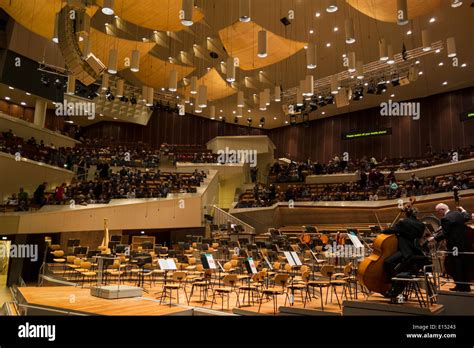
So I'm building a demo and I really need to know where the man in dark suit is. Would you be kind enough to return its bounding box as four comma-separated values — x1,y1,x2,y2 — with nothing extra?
429,203,471,292
383,207,429,298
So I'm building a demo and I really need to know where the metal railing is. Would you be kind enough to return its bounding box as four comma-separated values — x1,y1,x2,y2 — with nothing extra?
212,205,255,234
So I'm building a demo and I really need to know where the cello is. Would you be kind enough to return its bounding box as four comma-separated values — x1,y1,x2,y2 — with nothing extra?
357,198,416,295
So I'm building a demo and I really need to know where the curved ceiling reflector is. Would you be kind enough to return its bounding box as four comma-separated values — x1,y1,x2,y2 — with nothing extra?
345,0,442,23
95,0,204,32
135,54,195,90
0,0,98,39
88,28,155,72
218,21,306,71
180,68,237,102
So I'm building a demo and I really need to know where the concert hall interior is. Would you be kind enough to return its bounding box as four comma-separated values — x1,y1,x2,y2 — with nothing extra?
1,0,474,319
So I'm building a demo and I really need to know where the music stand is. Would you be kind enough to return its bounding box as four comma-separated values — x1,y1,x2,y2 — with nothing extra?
131,254,153,292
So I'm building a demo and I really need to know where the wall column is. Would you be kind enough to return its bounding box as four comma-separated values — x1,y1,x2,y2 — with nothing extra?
33,99,47,128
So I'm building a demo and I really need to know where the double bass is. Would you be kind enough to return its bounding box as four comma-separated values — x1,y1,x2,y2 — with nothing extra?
357,198,416,295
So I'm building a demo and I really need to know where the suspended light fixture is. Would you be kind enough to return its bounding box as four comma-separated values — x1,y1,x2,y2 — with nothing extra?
209,105,216,118
190,76,198,94
169,69,178,92
451,0,463,8
274,85,281,102
331,75,339,95
66,75,76,95
344,18,356,44
116,79,124,98
397,0,409,25
237,91,245,108
185,95,190,104
146,87,154,106
239,0,251,22
102,0,115,15
306,43,317,69
356,61,364,80
237,107,243,118
422,29,432,51
195,105,202,113
326,0,338,13
296,88,303,106
198,85,208,108
259,91,267,111
304,75,314,96
387,44,395,64
226,57,236,82
264,89,271,105
108,49,118,74
447,37,457,57
130,49,140,72
52,13,59,43
142,86,148,102
101,73,110,90
181,0,194,26
257,30,268,58
82,36,91,57
379,38,389,61
348,51,356,72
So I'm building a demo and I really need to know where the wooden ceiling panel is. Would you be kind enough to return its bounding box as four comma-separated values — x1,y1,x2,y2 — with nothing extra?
88,28,155,72
135,54,195,89
180,68,237,101
346,0,442,23
219,21,306,71
95,0,204,32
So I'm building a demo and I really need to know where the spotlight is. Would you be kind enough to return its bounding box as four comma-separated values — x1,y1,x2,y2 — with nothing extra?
259,117,265,126
280,17,291,26
106,88,115,101
234,117,239,124
376,81,387,95
391,76,401,87
130,95,137,105
366,81,376,94
102,0,115,15
54,78,63,89
120,96,129,102
353,86,364,101
451,0,463,7
40,75,50,87
247,117,252,126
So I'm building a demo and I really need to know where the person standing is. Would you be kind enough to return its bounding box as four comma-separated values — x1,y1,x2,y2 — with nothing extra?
428,203,471,292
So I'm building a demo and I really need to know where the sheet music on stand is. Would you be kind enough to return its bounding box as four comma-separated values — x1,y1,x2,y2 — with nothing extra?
201,253,217,270
216,261,225,272
158,259,177,271
347,231,364,249
309,249,325,263
284,251,302,267
262,255,273,270
245,257,258,274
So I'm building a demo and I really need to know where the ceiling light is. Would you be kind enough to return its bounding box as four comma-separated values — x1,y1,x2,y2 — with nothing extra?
322,112,325,115
226,57,236,82
326,43,331,47
334,27,339,32
461,63,467,68
169,70,178,92
190,76,198,95
315,12,321,17
387,45,395,65
422,30,432,51
330,75,339,95
451,0,463,7
306,43,317,69
237,91,245,108
309,29,314,34
379,38,389,61
397,0,409,25
274,85,281,102
26,92,31,96
429,17,436,23
52,13,59,43
8,86,14,90
20,102,26,106
102,0,114,15
406,30,412,35
415,60,420,64
345,18,356,44
390,94,395,98
326,1,338,13
108,49,118,74
435,49,441,53
239,0,251,22
442,81,448,85
5,96,10,100
447,37,457,58
419,71,423,75
258,30,268,58
130,50,140,72
181,0,194,26
438,62,444,66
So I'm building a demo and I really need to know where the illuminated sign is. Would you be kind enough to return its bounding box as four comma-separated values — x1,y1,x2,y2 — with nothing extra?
342,128,392,140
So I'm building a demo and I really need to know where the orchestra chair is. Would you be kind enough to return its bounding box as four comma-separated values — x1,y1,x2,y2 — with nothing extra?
79,261,97,288
51,250,66,272
211,274,238,311
328,263,353,309
258,273,291,315
306,265,335,311
64,256,78,278
189,269,213,304
268,262,281,277
186,257,197,271
286,271,311,307
160,271,188,307
237,272,264,307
